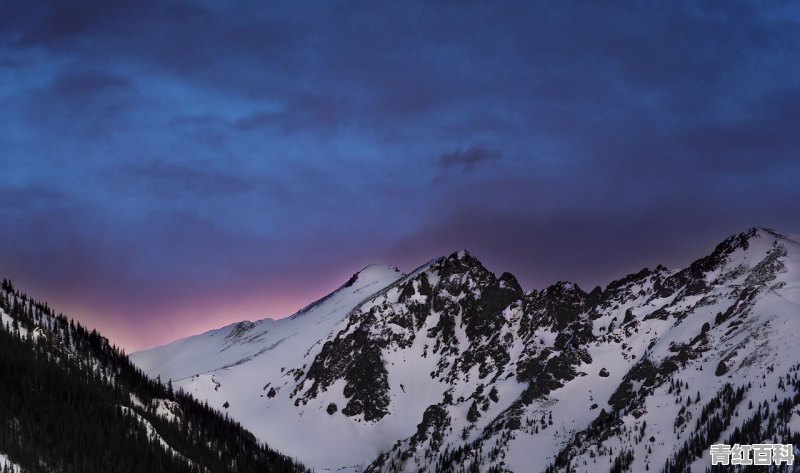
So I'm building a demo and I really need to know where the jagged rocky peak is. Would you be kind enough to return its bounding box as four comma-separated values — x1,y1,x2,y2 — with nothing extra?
428,250,525,329
589,265,671,317
498,271,523,292
434,249,488,276
521,280,587,331
652,227,792,299
603,266,656,294
294,250,526,422
451,248,478,262
546,280,584,295
719,226,787,250
703,226,792,265
434,250,506,293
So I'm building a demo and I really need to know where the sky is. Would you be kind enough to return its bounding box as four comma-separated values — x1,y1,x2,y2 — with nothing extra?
0,1,799,351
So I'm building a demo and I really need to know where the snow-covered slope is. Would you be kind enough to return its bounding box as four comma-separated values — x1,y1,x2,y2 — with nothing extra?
133,264,404,381
0,452,21,471
132,228,800,472
132,263,407,471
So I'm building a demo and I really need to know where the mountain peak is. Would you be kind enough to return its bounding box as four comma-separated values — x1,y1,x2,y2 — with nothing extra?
433,250,492,279
444,249,485,266
698,226,788,265
444,249,476,262
724,227,798,261
726,226,790,248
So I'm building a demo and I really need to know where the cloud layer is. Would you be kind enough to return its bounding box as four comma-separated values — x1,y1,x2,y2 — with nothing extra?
1,0,798,350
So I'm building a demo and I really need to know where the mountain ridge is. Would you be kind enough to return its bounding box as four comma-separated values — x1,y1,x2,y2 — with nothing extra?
132,226,800,472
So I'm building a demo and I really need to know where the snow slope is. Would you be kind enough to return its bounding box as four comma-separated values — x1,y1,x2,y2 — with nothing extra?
132,264,406,471
133,228,800,472
0,452,21,471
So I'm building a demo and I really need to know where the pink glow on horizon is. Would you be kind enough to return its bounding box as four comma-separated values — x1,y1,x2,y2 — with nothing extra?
3,267,364,353
1,232,733,353
140,299,307,352
154,303,302,351
58,290,326,352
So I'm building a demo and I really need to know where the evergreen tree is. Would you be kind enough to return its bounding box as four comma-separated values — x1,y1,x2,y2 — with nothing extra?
0,279,312,473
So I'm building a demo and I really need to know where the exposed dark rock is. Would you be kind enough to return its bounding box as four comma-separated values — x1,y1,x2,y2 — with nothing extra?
342,272,359,288
715,360,729,376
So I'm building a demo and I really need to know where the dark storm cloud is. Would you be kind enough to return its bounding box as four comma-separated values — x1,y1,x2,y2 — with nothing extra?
439,145,501,172
1,0,799,350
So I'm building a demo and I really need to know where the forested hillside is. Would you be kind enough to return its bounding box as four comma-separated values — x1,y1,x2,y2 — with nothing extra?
0,279,310,473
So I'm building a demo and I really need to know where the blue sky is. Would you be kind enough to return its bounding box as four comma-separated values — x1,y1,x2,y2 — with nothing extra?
1,0,798,350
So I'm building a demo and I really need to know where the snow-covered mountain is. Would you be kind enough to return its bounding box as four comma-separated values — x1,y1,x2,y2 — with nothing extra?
132,228,800,472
